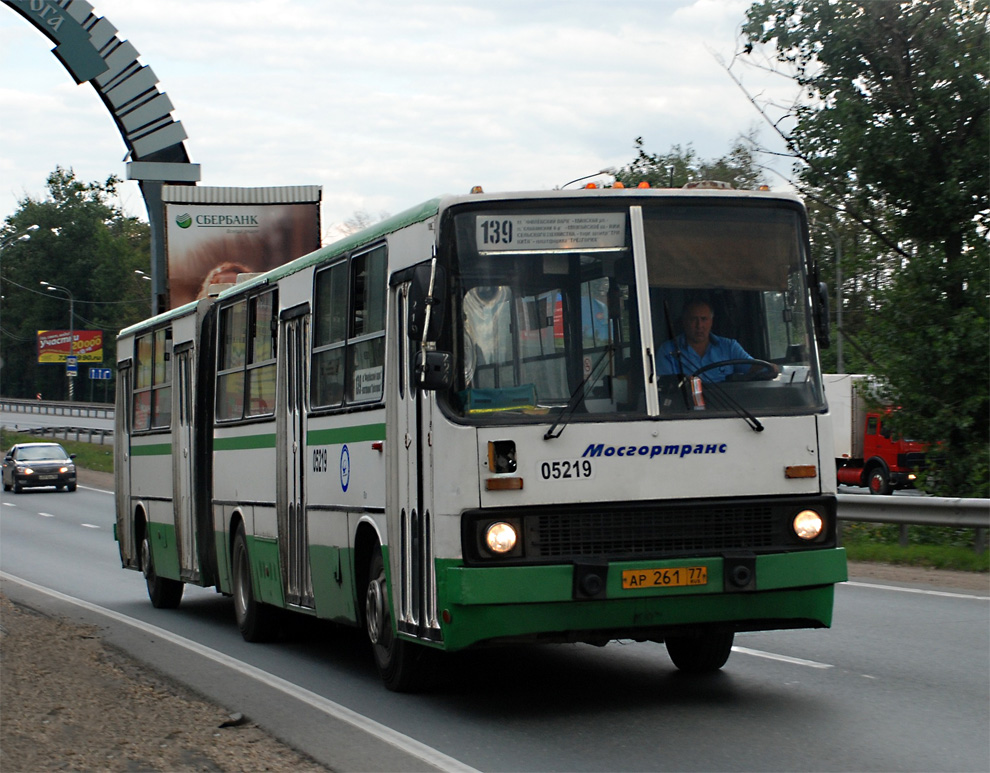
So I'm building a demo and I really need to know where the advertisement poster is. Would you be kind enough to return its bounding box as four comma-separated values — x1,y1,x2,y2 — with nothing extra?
164,186,322,309
37,330,103,363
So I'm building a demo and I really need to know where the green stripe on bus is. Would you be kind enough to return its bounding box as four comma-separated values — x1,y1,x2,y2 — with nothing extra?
214,434,277,451
130,443,172,456
307,423,386,445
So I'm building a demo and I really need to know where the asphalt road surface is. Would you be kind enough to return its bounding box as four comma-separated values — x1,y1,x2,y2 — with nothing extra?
2,483,987,772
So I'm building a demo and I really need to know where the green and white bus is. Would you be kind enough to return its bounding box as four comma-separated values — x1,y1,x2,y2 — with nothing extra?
115,186,847,691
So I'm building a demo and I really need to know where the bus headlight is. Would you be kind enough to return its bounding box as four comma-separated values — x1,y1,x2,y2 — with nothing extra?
484,522,518,555
793,510,824,541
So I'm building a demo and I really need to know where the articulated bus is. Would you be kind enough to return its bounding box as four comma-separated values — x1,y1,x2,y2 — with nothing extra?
115,186,847,691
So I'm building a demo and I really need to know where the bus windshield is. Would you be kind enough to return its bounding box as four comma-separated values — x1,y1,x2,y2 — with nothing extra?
444,200,823,423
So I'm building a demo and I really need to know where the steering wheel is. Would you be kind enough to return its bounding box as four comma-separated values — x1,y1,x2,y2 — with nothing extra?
692,358,778,382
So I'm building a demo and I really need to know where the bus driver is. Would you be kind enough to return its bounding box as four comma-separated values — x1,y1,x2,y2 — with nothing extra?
658,299,777,383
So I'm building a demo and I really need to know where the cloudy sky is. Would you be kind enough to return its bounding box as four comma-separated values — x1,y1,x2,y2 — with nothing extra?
0,0,796,241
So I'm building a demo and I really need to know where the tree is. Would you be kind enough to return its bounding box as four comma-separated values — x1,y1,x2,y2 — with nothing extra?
738,0,989,497
614,134,768,190
0,167,152,402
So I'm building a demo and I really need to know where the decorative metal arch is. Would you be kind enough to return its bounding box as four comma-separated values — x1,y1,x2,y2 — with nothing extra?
3,0,200,314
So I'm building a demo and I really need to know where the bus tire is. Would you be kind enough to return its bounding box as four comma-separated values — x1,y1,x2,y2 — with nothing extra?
365,548,428,692
140,529,183,609
665,631,734,673
232,525,279,642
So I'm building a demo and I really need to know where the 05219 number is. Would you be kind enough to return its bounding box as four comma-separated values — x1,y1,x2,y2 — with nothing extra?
540,459,594,480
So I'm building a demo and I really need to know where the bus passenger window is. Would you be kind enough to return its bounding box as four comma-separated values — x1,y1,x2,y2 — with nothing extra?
347,246,386,403
133,328,172,431
312,244,387,408
216,290,278,421
312,262,347,408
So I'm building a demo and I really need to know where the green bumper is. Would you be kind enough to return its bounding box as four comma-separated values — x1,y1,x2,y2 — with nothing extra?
435,548,847,651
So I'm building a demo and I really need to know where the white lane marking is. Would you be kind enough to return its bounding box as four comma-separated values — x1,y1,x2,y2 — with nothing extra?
844,580,989,601
81,524,99,529
2,502,17,507
0,571,479,773
39,512,55,518
732,646,833,669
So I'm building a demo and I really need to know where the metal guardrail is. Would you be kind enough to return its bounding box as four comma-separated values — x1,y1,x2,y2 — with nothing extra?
0,397,113,420
5,425,114,446
837,494,990,528
837,493,989,553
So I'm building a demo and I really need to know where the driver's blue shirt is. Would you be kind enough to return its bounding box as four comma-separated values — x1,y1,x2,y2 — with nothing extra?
657,334,754,383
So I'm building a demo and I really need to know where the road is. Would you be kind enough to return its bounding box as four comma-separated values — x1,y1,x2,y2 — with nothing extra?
2,483,988,772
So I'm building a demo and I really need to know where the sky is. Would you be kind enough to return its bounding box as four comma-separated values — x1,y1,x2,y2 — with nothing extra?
0,0,797,242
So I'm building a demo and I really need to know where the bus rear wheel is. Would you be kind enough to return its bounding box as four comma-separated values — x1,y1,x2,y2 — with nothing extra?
365,548,430,692
665,631,734,673
140,529,183,609
232,525,279,642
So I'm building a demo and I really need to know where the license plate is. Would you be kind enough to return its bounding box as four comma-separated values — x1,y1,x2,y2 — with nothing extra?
38,475,57,480
621,566,708,589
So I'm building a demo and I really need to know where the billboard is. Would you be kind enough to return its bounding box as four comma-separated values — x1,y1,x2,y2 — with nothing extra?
163,185,322,309
37,330,103,363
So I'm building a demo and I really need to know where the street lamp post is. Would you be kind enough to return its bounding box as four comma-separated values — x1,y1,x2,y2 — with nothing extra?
40,281,76,402
814,224,844,373
0,223,39,253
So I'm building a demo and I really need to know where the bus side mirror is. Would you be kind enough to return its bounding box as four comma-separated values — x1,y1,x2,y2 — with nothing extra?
408,263,447,343
415,349,452,391
815,281,831,349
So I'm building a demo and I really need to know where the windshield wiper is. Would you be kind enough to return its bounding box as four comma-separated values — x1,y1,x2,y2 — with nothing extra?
544,345,614,440
694,377,764,432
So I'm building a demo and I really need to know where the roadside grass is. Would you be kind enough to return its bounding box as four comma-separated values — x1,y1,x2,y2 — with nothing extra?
840,523,989,573
3,427,986,573
1,429,114,475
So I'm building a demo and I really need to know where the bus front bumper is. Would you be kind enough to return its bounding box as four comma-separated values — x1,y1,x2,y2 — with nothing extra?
435,548,847,651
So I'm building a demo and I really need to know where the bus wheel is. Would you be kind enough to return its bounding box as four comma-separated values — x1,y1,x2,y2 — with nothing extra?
665,631,734,673
232,525,279,642
365,549,427,692
868,466,892,495
140,529,183,609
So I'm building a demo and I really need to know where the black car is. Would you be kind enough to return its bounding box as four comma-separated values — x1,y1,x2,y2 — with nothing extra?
2,442,77,493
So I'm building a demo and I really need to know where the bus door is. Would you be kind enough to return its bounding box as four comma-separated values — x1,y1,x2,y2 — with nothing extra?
393,283,441,642
279,310,314,608
114,360,134,566
173,344,199,580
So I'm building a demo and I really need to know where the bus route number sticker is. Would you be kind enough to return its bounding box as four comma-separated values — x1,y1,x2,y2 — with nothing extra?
540,459,594,481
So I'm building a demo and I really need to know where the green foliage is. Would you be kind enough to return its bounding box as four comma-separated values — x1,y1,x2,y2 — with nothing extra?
0,429,114,474
0,167,152,402
742,0,989,497
614,135,768,190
